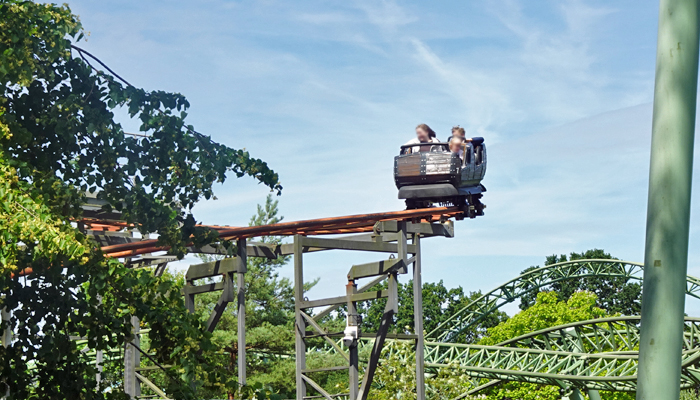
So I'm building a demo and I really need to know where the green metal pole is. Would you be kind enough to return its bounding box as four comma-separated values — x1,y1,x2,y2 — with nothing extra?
637,0,700,399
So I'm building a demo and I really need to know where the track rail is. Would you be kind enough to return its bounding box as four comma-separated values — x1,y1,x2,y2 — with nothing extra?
99,207,463,258
422,316,700,394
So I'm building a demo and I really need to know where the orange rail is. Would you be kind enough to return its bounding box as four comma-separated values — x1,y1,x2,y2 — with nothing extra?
101,207,463,258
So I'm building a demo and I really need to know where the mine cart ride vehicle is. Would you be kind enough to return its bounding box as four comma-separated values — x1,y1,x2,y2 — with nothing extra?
394,138,487,218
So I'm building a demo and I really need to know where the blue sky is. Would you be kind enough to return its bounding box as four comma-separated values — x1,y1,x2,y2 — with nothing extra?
67,0,700,315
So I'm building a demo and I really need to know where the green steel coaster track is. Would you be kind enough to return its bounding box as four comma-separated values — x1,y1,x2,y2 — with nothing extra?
426,259,700,343
423,316,700,396
96,259,700,397
310,259,700,397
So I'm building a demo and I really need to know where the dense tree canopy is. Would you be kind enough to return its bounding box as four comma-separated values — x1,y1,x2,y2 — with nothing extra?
518,249,642,315
340,280,507,343
372,291,614,400
0,1,281,398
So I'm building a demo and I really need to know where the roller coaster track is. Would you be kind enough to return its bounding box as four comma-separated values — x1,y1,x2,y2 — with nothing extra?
422,316,700,394
426,259,700,343
84,208,700,398
311,260,700,396
96,206,464,258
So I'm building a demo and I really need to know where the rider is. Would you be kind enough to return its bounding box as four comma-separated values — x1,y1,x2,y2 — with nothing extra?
447,125,466,142
449,136,464,159
404,123,439,153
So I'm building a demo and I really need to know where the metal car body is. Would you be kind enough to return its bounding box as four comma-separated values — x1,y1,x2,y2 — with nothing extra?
394,138,487,218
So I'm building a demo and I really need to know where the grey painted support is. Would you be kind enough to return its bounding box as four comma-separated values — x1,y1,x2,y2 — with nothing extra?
184,288,195,313
183,280,228,296
300,312,349,362
587,389,602,400
347,281,359,400
563,388,584,400
96,350,103,386
2,308,9,399
357,273,398,400
637,0,700,399
1,308,9,348
124,316,141,399
205,272,235,332
189,242,279,259
312,275,387,323
298,290,388,309
347,258,406,280
237,238,247,388
186,257,239,281
301,375,335,400
294,236,307,400
355,225,405,400
413,233,425,400
374,220,454,238
135,372,169,398
298,237,417,255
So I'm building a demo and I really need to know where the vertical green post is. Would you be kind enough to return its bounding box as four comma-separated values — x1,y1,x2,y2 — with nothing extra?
637,0,700,399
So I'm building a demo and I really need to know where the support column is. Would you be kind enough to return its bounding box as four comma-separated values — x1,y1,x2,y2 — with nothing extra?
587,389,602,400
1,308,10,348
412,233,425,400
637,1,700,399
346,281,359,400
96,350,103,387
562,388,584,400
2,308,10,399
124,316,141,399
293,236,307,400
237,238,247,389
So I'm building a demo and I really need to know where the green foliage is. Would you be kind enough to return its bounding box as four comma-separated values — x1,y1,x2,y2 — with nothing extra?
172,195,320,398
474,291,606,400
352,281,506,343
480,291,606,346
519,249,642,315
370,291,609,399
0,1,282,398
0,0,281,258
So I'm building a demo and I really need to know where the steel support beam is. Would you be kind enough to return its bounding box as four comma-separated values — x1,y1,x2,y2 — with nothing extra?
356,224,405,400
587,389,602,400
124,316,140,399
298,290,388,309
296,236,417,255
357,274,397,400
374,220,454,238
205,272,235,332
294,236,307,399
312,275,387,323
347,281,359,400
1,308,9,348
347,258,406,280
412,233,425,400
638,1,700,399
237,238,247,388
2,308,9,399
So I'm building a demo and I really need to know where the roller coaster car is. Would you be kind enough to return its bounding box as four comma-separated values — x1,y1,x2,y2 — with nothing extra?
394,138,486,219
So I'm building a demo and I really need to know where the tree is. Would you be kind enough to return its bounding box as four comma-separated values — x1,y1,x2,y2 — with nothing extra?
0,1,280,398
479,291,606,346
518,249,642,315
425,291,613,400
354,280,507,343
180,195,324,399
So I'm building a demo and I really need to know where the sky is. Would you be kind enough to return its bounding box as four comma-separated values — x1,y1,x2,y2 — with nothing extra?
66,0,700,316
